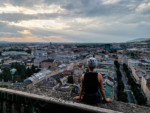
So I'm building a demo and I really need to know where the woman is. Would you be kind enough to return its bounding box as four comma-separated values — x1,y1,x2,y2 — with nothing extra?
73,57,111,104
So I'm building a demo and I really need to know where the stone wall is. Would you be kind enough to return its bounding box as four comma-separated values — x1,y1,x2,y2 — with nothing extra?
0,86,150,113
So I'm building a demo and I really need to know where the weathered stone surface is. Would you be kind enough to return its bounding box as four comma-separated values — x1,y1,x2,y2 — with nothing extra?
97,101,150,113
8,86,150,113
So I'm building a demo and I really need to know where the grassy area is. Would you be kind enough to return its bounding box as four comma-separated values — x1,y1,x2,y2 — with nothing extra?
0,84,9,88
104,84,113,98
95,68,114,73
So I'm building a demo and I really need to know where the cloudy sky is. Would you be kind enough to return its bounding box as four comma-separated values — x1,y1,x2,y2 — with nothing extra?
0,0,150,43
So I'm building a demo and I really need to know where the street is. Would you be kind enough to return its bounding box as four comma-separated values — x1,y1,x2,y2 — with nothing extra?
120,65,137,104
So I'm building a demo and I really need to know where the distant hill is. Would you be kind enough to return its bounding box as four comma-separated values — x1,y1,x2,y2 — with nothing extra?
128,38,150,43
142,39,150,43
0,41,9,43
137,39,150,44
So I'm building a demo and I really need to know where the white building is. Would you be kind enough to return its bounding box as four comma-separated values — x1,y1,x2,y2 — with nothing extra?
24,70,52,86
141,75,150,104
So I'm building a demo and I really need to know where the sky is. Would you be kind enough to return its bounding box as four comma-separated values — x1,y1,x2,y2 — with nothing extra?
0,0,150,43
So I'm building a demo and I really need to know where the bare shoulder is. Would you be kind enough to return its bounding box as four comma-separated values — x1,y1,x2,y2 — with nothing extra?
97,73,102,82
81,74,85,80
82,73,85,76
98,73,102,78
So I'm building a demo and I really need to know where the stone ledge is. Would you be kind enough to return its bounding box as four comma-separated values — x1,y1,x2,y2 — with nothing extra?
0,87,150,113
0,87,121,113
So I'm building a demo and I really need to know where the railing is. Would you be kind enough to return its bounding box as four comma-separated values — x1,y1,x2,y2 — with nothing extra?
0,88,121,113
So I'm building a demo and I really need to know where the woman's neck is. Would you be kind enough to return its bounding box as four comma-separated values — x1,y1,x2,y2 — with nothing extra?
89,69,94,72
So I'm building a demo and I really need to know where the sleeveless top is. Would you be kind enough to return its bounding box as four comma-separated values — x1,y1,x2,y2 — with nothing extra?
83,72,99,94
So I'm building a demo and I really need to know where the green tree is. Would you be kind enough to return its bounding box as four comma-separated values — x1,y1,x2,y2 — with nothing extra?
2,68,12,82
31,65,36,73
13,75,22,82
67,76,74,84
114,60,120,69
11,63,15,68
26,67,33,77
26,49,31,54
0,73,3,81
115,62,128,103
11,62,28,82
131,52,135,58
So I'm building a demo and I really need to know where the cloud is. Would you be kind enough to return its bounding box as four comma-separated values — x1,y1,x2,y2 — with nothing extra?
0,0,150,43
6,19,70,30
0,36,41,42
0,3,66,15
18,30,32,35
41,36,73,42
0,21,24,38
136,2,150,14
0,13,36,22
0,35,73,43
102,0,120,5
0,0,44,7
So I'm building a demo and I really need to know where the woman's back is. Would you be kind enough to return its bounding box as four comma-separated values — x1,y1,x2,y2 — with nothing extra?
83,72,99,94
